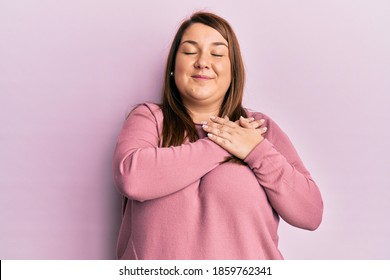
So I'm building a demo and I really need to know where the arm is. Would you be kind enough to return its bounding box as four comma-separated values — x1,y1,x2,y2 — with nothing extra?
113,104,230,202
202,114,323,230
244,115,323,230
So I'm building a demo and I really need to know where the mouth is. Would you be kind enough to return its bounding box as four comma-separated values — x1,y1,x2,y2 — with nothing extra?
191,74,213,80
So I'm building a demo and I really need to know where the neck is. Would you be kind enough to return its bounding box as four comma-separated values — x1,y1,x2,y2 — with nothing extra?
184,103,221,124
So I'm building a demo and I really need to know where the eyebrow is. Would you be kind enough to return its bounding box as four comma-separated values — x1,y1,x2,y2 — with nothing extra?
181,40,228,48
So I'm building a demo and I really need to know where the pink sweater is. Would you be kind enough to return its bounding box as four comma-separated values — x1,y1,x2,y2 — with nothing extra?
113,103,323,259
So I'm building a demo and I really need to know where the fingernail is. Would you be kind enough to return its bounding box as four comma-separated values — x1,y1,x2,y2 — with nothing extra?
210,116,216,120
202,124,208,129
263,127,268,131
201,121,207,125
260,119,265,123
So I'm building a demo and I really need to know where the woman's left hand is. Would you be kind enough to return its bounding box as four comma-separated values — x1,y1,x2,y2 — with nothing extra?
201,116,267,160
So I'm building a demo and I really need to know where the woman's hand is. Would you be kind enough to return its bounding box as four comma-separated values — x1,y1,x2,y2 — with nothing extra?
201,116,267,160
234,116,262,129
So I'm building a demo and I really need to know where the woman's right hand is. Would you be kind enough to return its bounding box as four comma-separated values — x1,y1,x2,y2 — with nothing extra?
234,116,265,129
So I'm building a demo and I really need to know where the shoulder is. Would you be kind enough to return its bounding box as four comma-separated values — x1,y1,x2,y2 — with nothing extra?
125,103,163,137
128,102,163,122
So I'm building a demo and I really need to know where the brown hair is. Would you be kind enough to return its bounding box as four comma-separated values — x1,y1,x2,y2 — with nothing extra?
161,12,247,147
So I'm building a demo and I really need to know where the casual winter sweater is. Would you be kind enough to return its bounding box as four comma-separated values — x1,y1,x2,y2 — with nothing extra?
113,103,323,260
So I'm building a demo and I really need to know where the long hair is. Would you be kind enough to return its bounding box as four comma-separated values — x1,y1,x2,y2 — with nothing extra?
161,12,247,147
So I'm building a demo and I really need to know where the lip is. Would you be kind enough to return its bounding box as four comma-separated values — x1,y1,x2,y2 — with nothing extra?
191,74,213,80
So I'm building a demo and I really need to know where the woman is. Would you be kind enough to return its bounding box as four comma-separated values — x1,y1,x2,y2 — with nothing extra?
113,12,323,260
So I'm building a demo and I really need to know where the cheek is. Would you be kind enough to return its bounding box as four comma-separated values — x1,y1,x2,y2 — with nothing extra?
174,59,183,74
175,55,191,74
216,61,232,83
174,59,189,91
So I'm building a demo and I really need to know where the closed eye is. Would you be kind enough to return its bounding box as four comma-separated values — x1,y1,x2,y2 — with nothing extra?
212,54,224,57
183,52,197,55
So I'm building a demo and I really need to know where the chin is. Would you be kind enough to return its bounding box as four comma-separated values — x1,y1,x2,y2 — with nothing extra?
189,91,214,100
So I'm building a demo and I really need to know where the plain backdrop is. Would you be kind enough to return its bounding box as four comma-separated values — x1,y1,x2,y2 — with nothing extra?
1,0,389,259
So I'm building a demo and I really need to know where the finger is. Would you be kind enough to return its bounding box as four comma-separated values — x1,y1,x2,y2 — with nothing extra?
259,126,268,135
241,117,255,122
207,133,231,148
202,121,227,132
202,124,231,137
234,117,254,125
201,120,232,131
250,119,265,129
238,117,265,129
210,116,236,128
239,116,253,128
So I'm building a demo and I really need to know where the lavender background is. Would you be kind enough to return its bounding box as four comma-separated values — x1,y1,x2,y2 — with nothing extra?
1,0,389,259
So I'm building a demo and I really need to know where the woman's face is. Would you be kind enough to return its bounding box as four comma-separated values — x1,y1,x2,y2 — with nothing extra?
174,23,231,110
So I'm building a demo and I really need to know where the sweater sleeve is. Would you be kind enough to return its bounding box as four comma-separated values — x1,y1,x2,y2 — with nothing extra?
113,104,231,202
244,113,324,230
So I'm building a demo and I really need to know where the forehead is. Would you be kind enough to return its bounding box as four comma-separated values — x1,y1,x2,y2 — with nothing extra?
181,23,228,45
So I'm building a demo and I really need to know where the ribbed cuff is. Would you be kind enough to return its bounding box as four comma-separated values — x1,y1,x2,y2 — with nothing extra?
243,139,275,169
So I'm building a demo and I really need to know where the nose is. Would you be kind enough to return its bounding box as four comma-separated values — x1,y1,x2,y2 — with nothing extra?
194,53,210,69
